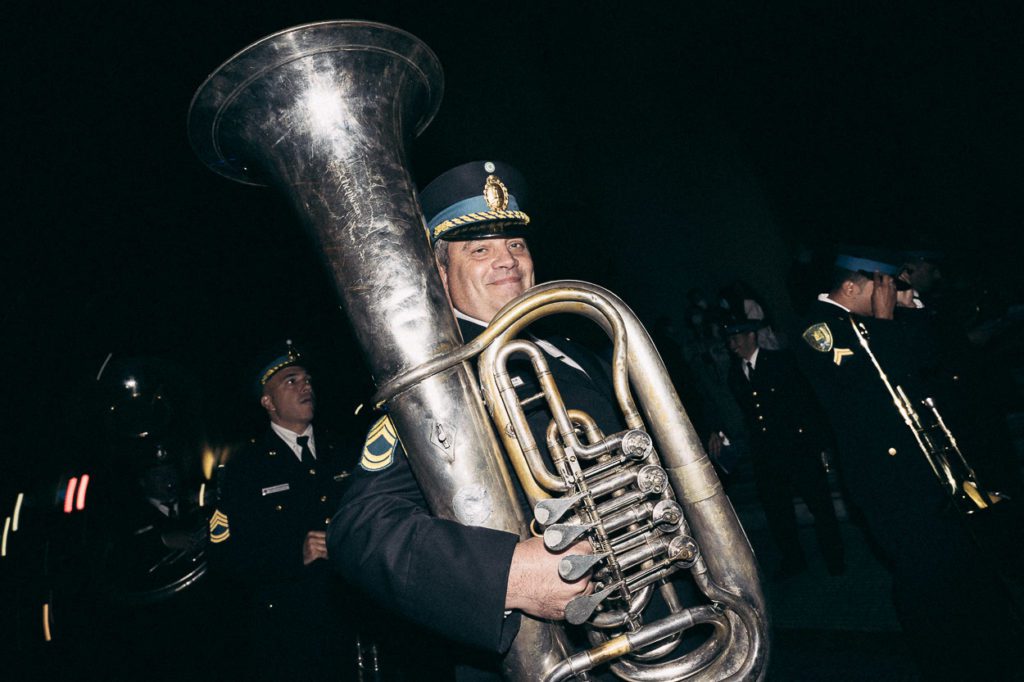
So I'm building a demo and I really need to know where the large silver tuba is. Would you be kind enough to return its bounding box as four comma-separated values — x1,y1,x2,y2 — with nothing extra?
188,21,768,680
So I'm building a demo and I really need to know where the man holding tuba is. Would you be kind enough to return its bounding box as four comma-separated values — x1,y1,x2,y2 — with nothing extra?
794,248,1023,680
328,161,625,680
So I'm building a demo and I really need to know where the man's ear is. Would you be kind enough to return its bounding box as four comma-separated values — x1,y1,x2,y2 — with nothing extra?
260,394,274,412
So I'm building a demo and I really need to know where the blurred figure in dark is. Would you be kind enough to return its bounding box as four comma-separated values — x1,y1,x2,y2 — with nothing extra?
208,342,359,681
718,280,782,350
898,248,1023,499
708,320,843,580
91,356,211,603
683,287,717,343
899,249,943,308
794,248,1023,680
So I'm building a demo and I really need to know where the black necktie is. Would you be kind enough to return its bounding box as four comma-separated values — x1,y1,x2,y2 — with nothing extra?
296,435,314,465
746,361,755,381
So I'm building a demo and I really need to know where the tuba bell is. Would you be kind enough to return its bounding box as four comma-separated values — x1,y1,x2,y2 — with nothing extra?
188,20,769,680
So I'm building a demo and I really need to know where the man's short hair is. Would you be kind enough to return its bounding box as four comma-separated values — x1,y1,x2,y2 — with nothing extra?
433,239,450,269
829,267,868,293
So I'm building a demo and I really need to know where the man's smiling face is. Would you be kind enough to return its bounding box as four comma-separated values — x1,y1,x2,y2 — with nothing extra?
440,237,535,322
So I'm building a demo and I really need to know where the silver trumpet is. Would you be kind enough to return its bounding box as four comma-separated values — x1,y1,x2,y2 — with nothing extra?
189,20,768,680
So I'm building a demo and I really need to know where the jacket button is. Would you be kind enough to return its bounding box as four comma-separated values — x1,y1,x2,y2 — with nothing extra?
324,517,331,525
275,504,283,511
320,495,328,503
752,391,758,397
757,415,764,421
761,427,767,433
888,448,897,456
755,403,761,408
309,468,316,476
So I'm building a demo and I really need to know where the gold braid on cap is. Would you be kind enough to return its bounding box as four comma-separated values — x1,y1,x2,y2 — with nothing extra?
431,210,530,241
431,174,529,241
259,341,301,385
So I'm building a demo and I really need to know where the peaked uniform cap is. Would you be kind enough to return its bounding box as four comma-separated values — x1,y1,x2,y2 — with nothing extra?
419,160,530,245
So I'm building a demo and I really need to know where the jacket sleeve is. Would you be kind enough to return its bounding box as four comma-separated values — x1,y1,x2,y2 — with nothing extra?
327,439,522,653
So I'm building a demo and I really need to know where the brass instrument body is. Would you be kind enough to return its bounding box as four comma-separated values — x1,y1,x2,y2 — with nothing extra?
474,283,769,680
190,21,768,680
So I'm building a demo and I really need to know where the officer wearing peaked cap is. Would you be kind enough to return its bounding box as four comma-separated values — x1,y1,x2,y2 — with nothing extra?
710,318,843,580
793,248,1023,679
328,161,632,681
208,342,360,681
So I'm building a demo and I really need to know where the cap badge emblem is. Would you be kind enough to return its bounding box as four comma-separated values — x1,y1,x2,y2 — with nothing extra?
483,175,509,211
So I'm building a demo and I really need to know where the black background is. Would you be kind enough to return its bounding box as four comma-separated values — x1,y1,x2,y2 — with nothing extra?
5,0,1023,500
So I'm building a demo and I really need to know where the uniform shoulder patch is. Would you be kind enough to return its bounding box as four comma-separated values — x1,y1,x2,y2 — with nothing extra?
801,322,834,352
209,509,230,543
361,415,398,472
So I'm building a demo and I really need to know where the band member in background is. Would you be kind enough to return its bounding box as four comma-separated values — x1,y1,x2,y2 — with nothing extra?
208,343,358,681
794,249,1023,680
328,161,622,681
709,319,843,580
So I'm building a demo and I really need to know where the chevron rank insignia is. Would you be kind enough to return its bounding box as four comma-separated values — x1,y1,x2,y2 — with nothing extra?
209,510,230,543
361,416,398,472
802,323,833,352
832,348,854,365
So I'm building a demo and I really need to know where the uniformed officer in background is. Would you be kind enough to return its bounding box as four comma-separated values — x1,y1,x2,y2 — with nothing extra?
794,248,1023,680
208,342,358,681
708,318,843,580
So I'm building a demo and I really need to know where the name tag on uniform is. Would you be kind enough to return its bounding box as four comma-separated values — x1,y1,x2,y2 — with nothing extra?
261,483,290,496
511,376,524,387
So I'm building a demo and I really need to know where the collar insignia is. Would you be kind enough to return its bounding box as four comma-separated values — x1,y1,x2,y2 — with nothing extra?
361,416,398,472
483,174,509,211
802,323,833,352
832,348,854,365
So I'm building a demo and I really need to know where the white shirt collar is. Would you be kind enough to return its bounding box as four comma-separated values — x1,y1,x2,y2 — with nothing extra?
454,308,488,327
454,307,588,376
818,292,851,313
270,422,315,461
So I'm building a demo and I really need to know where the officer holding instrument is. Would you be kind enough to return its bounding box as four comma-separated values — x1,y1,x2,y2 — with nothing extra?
794,248,1023,680
328,161,620,681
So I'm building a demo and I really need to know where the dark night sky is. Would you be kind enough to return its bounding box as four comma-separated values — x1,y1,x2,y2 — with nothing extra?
5,1,1024,481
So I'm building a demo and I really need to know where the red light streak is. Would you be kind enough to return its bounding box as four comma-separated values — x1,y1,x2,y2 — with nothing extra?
63,478,78,514
76,474,90,511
